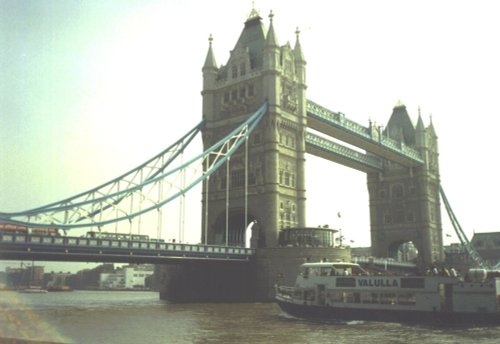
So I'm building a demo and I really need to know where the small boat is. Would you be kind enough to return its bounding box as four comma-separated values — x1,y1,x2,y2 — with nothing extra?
47,285,73,292
275,261,500,325
18,286,48,294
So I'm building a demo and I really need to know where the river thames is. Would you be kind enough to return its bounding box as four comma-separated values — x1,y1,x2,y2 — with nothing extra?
1,290,500,344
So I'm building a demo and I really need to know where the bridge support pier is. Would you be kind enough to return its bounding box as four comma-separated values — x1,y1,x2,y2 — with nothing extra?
156,260,256,302
254,247,351,301
156,247,351,302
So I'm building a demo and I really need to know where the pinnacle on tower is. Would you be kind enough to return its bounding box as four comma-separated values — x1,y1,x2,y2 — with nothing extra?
293,27,305,62
394,99,405,108
248,1,260,20
203,34,217,70
416,113,425,131
265,10,279,47
427,114,438,138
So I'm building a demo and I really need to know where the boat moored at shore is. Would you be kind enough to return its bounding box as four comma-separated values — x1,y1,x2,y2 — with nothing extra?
275,261,500,325
18,286,48,294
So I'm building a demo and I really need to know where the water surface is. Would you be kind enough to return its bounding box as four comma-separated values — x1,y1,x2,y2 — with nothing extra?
1,290,499,343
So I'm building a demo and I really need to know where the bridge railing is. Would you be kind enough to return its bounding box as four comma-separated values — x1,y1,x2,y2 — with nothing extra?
0,232,255,257
353,256,417,269
307,100,371,138
305,133,382,171
307,100,423,163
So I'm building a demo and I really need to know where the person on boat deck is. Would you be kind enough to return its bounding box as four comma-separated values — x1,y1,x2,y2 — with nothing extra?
343,268,349,276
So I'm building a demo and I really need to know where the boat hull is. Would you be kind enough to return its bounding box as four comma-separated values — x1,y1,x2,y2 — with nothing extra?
18,288,48,294
277,299,500,326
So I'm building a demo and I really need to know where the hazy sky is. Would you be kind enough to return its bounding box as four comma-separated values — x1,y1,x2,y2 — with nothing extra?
1,0,499,270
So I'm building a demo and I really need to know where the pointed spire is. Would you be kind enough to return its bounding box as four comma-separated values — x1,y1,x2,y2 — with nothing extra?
293,27,305,61
416,113,425,131
203,34,217,69
394,99,405,108
248,0,260,20
427,113,438,138
265,10,279,47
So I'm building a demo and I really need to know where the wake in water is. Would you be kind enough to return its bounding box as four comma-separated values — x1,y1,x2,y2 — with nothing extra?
277,310,365,325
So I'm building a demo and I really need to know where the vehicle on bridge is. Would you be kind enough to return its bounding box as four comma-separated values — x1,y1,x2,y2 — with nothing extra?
0,230,253,262
0,223,60,236
85,231,165,243
276,261,500,325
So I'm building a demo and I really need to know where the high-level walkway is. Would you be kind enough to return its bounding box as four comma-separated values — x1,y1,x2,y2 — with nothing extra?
306,100,424,170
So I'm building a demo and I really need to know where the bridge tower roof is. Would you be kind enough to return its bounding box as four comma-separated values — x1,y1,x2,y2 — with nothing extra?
227,9,266,69
385,102,416,146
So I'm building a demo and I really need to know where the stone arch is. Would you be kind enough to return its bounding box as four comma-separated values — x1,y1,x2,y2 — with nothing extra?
387,240,421,263
213,209,258,247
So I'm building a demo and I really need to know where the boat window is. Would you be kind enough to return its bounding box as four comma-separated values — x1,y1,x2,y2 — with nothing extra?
330,291,343,303
362,293,378,304
304,290,315,301
397,293,416,306
401,278,425,288
335,278,356,288
68,238,77,245
320,267,330,276
344,292,355,303
54,238,63,244
380,293,397,305
330,292,359,303
293,289,303,300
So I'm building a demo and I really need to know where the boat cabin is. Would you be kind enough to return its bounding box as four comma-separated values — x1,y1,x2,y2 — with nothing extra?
300,262,369,278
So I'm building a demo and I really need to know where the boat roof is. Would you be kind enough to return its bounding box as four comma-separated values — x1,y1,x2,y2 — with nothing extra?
301,261,361,269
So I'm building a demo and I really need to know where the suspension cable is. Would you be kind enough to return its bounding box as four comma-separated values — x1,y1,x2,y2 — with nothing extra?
225,156,230,247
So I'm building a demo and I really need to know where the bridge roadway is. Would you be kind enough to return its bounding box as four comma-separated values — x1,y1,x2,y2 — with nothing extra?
0,232,417,271
0,232,254,264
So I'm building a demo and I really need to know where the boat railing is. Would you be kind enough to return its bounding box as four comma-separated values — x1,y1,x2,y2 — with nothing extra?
276,285,295,298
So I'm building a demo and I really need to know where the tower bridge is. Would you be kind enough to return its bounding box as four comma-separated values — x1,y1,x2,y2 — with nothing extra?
1,8,462,301
200,10,442,269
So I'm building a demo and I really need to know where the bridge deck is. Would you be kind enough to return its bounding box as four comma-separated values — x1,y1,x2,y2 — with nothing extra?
0,232,254,264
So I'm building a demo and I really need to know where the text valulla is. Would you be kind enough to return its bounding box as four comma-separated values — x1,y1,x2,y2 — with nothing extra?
357,279,399,287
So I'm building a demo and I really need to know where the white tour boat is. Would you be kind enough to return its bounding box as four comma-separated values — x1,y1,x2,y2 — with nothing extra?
275,261,500,325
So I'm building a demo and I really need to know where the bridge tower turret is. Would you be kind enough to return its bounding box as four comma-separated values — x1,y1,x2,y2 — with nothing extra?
367,103,443,265
201,10,307,248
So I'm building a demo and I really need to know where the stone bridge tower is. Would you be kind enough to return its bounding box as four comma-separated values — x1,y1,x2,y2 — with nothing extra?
367,104,443,264
201,10,307,247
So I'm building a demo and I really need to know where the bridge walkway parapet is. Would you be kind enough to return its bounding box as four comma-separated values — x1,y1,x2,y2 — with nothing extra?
306,100,424,167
